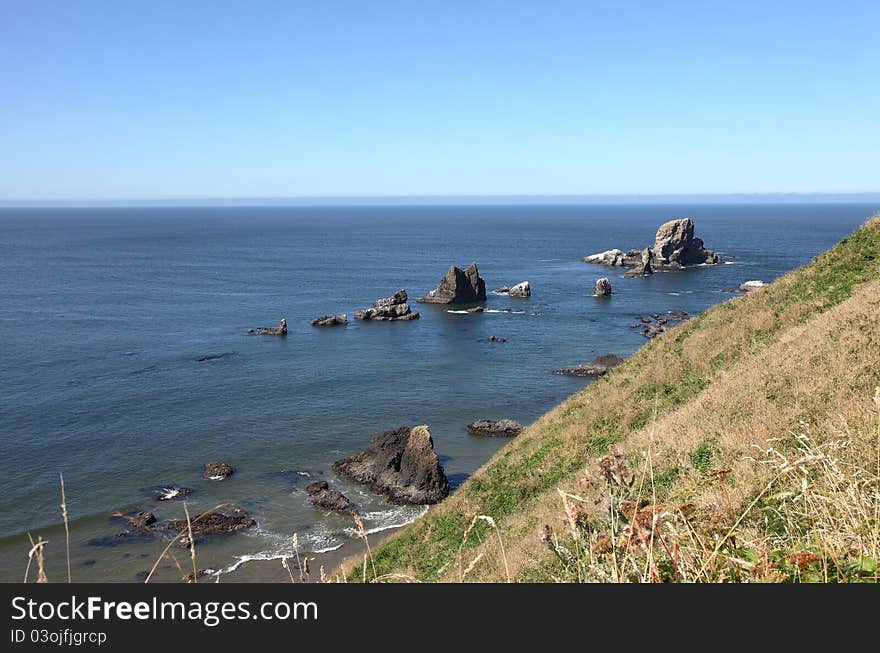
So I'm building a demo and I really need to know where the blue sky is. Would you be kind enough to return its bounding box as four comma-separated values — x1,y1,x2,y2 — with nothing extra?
1,1,878,200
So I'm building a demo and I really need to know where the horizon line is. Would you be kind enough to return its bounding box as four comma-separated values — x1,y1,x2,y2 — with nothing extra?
2,191,880,208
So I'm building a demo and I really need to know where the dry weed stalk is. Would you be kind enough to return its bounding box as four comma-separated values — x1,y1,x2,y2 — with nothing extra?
59,473,71,583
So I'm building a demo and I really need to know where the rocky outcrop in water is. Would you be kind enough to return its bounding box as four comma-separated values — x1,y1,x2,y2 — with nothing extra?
155,486,192,501
652,218,721,267
195,352,234,363
595,278,613,296
624,248,654,278
739,280,766,292
551,354,625,378
485,335,506,343
203,461,234,480
354,289,420,321
250,319,287,335
305,480,355,513
333,425,449,504
123,511,157,531
466,419,524,437
163,505,255,547
419,263,487,304
585,218,722,273
495,281,531,297
311,314,348,327
628,311,690,339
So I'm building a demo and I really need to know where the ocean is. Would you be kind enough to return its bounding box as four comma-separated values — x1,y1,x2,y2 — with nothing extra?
0,203,874,581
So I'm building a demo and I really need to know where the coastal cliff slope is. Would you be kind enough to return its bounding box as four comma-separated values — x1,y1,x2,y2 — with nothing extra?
348,213,880,583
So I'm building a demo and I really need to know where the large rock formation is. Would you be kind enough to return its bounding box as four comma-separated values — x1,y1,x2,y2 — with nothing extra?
354,289,420,321
466,419,524,437
584,218,721,273
251,319,287,335
419,263,487,304
551,353,625,378
333,425,449,504
652,218,721,267
306,480,355,514
311,314,348,327
595,278,613,296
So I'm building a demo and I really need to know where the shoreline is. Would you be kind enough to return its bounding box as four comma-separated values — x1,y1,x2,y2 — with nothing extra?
218,523,404,583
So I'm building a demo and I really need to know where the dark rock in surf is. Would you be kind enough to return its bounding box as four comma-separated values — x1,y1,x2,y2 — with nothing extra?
155,486,192,501
184,568,216,582
251,319,287,336
195,352,234,363
419,263,487,304
466,419,524,437
595,278,613,296
551,354,625,378
333,425,449,505
163,505,255,547
124,511,157,531
354,289,419,321
311,314,348,327
485,335,507,343
305,480,355,514
203,461,234,480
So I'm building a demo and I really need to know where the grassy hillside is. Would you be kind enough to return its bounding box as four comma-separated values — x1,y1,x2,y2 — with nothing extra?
346,213,880,583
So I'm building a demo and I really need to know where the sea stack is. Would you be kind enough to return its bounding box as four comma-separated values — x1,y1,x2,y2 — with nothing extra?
595,278,612,296
419,263,487,304
333,425,449,504
584,218,722,273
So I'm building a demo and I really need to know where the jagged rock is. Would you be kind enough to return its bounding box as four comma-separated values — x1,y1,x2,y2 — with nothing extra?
252,319,287,336
739,280,766,292
486,335,506,343
419,263,486,304
333,425,449,504
595,278,613,296
124,512,157,531
496,281,531,297
624,248,654,278
466,419,524,437
636,311,690,339
551,354,625,378
583,249,628,266
163,505,255,547
354,289,420,321
652,218,721,267
585,219,721,273
203,461,234,480
305,480,354,514
311,314,348,327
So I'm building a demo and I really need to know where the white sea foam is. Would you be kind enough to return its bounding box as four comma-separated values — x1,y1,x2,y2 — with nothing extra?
446,309,525,315
220,525,346,575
